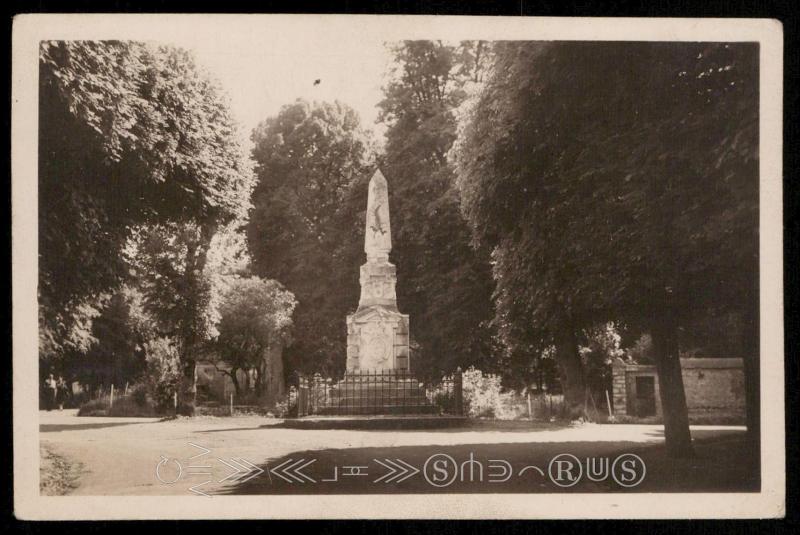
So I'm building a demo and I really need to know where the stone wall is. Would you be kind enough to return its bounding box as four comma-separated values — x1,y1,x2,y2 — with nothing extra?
611,358,745,423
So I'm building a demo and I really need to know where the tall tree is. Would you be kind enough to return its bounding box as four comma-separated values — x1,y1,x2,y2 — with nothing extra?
455,42,758,456
378,41,496,378
39,42,253,407
247,100,373,374
212,277,296,394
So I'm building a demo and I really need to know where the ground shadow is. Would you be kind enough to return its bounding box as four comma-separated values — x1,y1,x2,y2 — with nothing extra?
198,419,573,434
219,432,758,495
40,421,157,433
261,418,572,433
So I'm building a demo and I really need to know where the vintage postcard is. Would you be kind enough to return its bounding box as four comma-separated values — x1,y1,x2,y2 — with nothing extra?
12,14,785,519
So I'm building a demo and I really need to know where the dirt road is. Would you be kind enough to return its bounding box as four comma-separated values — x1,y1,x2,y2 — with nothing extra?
39,410,747,496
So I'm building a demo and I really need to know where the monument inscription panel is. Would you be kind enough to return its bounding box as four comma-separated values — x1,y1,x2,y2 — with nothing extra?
359,322,395,370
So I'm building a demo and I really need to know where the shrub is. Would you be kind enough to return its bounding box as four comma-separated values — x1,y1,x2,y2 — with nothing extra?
129,382,149,407
108,395,158,417
273,400,290,418
77,384,161,417
143,337,181,411
461,367,515,419
77,397,110,416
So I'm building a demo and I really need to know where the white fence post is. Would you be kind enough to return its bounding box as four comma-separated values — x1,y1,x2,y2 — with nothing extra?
527,392,533,421
110,384,115,408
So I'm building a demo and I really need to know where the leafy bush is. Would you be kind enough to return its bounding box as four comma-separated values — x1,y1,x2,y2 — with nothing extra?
461,367,516,419
143,337,181,411
129,382,149,407
108,395,158,417
77,397,110,416
77,383,160,417
271,400,290,418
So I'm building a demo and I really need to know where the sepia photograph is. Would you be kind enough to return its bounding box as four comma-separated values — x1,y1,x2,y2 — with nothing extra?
12,14,785,519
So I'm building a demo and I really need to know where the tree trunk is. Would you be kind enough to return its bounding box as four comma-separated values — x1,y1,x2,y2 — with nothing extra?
651,312,693,458
258,354,271,397
178,358,196,416
226,368,241,396
253,366,262,395
177,221,217,414
554,330,587,420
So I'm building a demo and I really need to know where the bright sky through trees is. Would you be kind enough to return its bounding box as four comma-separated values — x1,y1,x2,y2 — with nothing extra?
176,34,393,147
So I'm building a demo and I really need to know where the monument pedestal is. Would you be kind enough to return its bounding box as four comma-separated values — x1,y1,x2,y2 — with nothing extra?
346,303,410,372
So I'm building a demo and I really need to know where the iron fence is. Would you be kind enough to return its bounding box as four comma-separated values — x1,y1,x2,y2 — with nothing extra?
286,368,463,417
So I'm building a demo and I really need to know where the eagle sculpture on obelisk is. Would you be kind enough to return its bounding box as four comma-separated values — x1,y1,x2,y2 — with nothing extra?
346,170,410,372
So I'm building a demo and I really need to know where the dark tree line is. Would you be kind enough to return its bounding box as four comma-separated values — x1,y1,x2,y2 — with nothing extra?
247,100,373,375
454,42,759,457
39,41,258,411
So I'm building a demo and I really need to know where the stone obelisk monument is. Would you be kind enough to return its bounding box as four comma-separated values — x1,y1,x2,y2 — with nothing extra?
346,170,410,372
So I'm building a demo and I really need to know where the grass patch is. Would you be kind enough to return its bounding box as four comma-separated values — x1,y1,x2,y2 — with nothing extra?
40,444,82,495
78,394,161,417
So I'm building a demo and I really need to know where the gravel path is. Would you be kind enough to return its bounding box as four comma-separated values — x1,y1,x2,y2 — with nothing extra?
39,409,746,496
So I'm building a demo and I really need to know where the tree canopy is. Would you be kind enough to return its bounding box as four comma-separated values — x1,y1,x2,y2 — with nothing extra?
378,41,496,377
454,41,758,454
247,99,373,374
457,42,757,330
39,41,253,361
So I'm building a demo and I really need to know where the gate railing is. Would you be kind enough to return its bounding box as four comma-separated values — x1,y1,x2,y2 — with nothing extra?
286,368,463,417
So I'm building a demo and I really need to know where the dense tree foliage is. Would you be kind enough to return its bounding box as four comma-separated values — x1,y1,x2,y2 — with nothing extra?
39,41,253,363
40,42,255,412
57,292,146,391
378,41,496,378
455,42,758,456
247,100,373,374
211,277,297,394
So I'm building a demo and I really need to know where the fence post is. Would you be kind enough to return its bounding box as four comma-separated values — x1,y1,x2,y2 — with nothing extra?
527,391,532,421
454,367,463,416
173,391,178,414
230,392,234,416
110,384,114,409
298,376,309,417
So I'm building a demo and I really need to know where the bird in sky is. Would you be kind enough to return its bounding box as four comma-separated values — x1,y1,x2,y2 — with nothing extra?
313,79,321,86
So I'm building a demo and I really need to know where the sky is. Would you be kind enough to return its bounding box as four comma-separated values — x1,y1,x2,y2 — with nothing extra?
172,33,395,149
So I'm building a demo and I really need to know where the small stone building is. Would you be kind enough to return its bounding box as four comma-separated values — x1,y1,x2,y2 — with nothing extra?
611,357,745,423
